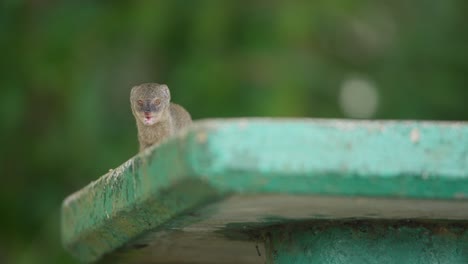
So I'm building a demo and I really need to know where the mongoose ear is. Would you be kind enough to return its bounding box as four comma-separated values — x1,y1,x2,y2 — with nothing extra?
130,86,138,104
130,86,137,97
160,84,171,100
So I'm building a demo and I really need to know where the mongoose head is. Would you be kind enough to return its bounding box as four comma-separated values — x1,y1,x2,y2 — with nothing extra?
130,83,171,126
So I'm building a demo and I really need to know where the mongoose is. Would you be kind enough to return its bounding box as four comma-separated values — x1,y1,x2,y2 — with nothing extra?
130,83,192,151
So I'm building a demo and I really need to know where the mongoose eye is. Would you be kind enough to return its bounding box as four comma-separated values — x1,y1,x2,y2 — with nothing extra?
137,100,144,106
154,99,161,106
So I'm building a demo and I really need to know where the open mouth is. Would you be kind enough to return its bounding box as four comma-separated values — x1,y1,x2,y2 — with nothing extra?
143,113,156,125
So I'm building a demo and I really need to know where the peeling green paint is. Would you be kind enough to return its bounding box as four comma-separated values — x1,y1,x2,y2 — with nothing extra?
188,120,468,198
61,131,228,262
61,119,468,263
264,221,468,263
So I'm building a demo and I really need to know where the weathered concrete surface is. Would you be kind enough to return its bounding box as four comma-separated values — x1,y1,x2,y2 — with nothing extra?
265,221,468,264
61,118,468,263
98,195,468,263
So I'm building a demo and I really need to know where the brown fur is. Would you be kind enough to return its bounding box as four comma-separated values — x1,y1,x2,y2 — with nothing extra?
130,83,192,151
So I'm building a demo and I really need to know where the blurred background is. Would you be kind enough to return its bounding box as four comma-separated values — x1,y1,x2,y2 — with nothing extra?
1,0,467,263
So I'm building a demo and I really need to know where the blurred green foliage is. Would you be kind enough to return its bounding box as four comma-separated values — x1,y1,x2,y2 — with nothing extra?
0,1,467,263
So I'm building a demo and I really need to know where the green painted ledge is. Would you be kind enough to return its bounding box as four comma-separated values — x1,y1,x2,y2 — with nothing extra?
61,118,468,263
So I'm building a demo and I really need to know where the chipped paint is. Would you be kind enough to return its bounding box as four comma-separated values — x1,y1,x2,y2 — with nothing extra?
61,118,468,263
410,128,420,143
265,221,468,264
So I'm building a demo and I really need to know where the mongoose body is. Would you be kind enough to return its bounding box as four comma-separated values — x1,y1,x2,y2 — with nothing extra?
130,83,192,151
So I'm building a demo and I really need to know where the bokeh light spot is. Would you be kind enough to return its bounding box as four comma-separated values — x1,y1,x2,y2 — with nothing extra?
339,77,379,118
